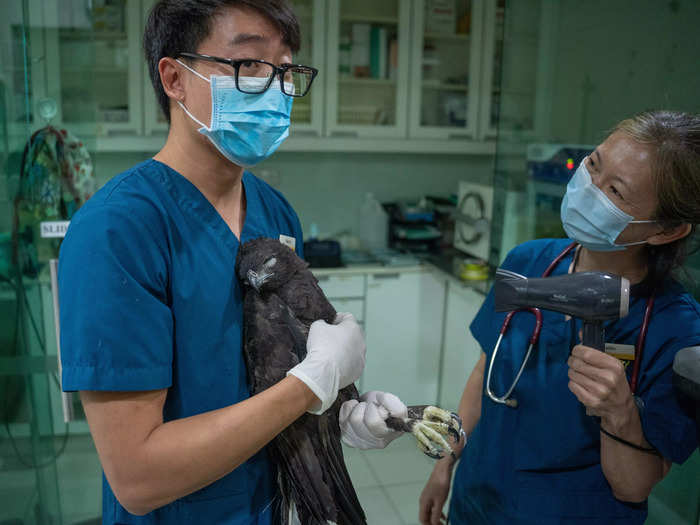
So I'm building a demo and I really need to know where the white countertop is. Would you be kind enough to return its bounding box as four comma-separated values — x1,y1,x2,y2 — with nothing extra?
311,261,491,295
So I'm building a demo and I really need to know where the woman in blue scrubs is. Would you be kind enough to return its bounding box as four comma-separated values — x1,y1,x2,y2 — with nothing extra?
58,2,405,524
420,110,700,525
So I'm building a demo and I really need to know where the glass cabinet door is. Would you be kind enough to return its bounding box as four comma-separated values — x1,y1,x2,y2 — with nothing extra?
287,0,324,137
55,0,142,136
481,0,542,139
325,0,410,137
408,0,483,140
2,2,102,523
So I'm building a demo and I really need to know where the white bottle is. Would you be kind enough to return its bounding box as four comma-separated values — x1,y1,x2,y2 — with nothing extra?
359,192,389,253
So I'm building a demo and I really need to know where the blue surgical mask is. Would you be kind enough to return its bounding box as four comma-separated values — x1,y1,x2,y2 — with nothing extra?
560,158,656,251
176,59,293,167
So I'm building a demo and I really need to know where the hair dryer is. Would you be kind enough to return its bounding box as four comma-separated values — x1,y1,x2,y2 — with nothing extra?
494,270,630,351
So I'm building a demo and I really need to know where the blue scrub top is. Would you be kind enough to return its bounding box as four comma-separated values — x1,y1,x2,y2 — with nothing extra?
450,238,700,525
58,159,304,525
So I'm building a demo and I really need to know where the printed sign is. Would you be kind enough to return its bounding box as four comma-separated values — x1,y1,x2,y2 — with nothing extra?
40,221,70,239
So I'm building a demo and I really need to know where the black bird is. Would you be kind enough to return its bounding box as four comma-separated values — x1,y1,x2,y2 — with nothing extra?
236,237,462,525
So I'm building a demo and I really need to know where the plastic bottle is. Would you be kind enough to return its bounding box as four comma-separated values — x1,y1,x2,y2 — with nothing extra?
359,192,389,253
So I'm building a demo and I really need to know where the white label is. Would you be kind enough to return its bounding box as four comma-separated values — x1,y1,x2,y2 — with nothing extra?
279,234,296,251
605,343,635,361
40,221,70,239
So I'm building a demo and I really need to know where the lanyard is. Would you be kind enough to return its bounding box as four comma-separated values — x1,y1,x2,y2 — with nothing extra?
486,242,653,407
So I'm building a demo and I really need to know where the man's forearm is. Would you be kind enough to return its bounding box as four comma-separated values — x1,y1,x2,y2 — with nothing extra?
86,376,316,515
600,398,670,502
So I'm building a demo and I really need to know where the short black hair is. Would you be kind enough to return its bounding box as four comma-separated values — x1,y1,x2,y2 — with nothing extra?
143,0,300,123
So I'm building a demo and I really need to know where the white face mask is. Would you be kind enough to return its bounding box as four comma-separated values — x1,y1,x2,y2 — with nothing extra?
560,158,656,251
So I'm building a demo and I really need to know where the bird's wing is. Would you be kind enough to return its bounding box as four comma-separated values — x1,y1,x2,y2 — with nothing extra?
242,291,307,394
244,293,366,525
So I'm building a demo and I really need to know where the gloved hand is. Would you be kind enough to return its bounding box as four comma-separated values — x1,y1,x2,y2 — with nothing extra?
287,312,366,415
339,391,408,449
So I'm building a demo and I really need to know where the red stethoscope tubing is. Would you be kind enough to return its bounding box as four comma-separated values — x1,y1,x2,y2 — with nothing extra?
498,241,653,395
631,294,654,394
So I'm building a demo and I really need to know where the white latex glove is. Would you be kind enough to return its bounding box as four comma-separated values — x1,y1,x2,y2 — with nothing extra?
287,312,366,415
339,390,408,449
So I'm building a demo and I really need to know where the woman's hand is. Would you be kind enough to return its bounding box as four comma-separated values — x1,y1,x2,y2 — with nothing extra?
567,344,636,429
419,459,452,525
418,429,464,524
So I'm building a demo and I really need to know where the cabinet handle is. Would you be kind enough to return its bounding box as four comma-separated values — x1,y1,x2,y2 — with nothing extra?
372,272,400,280
448,132,472,140
316,275,330,282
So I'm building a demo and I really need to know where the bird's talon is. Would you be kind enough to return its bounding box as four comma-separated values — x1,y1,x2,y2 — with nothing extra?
405,405,463,460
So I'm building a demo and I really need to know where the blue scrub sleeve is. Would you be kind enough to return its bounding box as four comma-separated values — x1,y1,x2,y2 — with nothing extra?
637,334,700,464
58,204,173,392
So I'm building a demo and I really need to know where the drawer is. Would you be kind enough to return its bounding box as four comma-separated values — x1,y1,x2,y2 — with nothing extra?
329,298,365,322
315,274,365,298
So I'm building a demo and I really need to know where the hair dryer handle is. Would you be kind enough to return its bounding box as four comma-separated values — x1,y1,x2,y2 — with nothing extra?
582,321,605,351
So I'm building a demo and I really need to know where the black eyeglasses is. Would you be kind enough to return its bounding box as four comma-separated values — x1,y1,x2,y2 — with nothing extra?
178,52,318,97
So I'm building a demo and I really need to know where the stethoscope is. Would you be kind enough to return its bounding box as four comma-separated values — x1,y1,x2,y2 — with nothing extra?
486,242,655,408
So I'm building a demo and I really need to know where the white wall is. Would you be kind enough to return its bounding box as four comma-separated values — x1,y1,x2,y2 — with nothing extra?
537,0,700,144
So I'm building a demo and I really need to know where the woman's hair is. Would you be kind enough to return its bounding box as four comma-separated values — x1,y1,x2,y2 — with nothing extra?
143,0,300,123
612,110,700,290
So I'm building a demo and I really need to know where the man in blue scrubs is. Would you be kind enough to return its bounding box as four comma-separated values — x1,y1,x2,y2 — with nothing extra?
58,1,402,523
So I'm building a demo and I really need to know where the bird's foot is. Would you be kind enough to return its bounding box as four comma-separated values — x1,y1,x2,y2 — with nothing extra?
387,405,462,460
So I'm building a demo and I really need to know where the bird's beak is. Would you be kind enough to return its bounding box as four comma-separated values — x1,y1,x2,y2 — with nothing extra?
247,269,273,292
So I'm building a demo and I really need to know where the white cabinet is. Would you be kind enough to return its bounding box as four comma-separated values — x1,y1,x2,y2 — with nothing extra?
80,0,510,153
50,0,142,137
6,0,143,142
315,273,367,324
325,0,411,138
408,0,486,140
363,270,445,406
288,0,330,138
438,283,484,410
315,267,486,410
